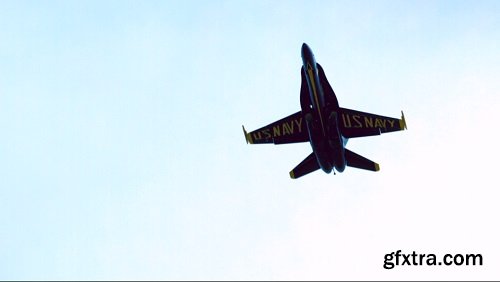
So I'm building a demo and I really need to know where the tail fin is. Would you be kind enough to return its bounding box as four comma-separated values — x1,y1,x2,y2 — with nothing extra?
345,149,380,171
290,152,320,179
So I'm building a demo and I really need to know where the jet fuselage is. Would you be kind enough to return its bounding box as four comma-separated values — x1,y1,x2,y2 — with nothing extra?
300,43,346,174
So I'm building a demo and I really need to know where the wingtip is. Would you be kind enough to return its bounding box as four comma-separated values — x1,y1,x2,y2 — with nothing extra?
242,125,253,144
242,125,248,144
374,163,380,171
400,110,407,130
289,170,296,179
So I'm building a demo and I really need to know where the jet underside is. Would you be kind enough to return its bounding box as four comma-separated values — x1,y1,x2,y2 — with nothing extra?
243,43,407,179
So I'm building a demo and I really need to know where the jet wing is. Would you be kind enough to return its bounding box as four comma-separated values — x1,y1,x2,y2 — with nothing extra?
243,111,308,144
339,107,407,138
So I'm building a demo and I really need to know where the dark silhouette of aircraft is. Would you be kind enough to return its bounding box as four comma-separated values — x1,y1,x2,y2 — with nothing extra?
243,43,407,179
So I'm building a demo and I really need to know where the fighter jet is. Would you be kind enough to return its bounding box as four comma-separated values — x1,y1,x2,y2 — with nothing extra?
242,43,407,179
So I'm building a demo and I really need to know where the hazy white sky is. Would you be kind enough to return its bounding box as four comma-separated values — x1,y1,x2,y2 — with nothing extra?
1,0,499,280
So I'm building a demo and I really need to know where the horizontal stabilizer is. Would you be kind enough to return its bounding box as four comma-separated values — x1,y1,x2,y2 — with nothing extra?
345,149,380,172
290,152,320,179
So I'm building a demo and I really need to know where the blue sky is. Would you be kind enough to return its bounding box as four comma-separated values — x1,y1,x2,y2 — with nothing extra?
1,0,499,280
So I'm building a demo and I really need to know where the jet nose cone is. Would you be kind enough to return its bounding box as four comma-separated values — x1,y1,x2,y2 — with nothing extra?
301,43,309,55
301,42,313,61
